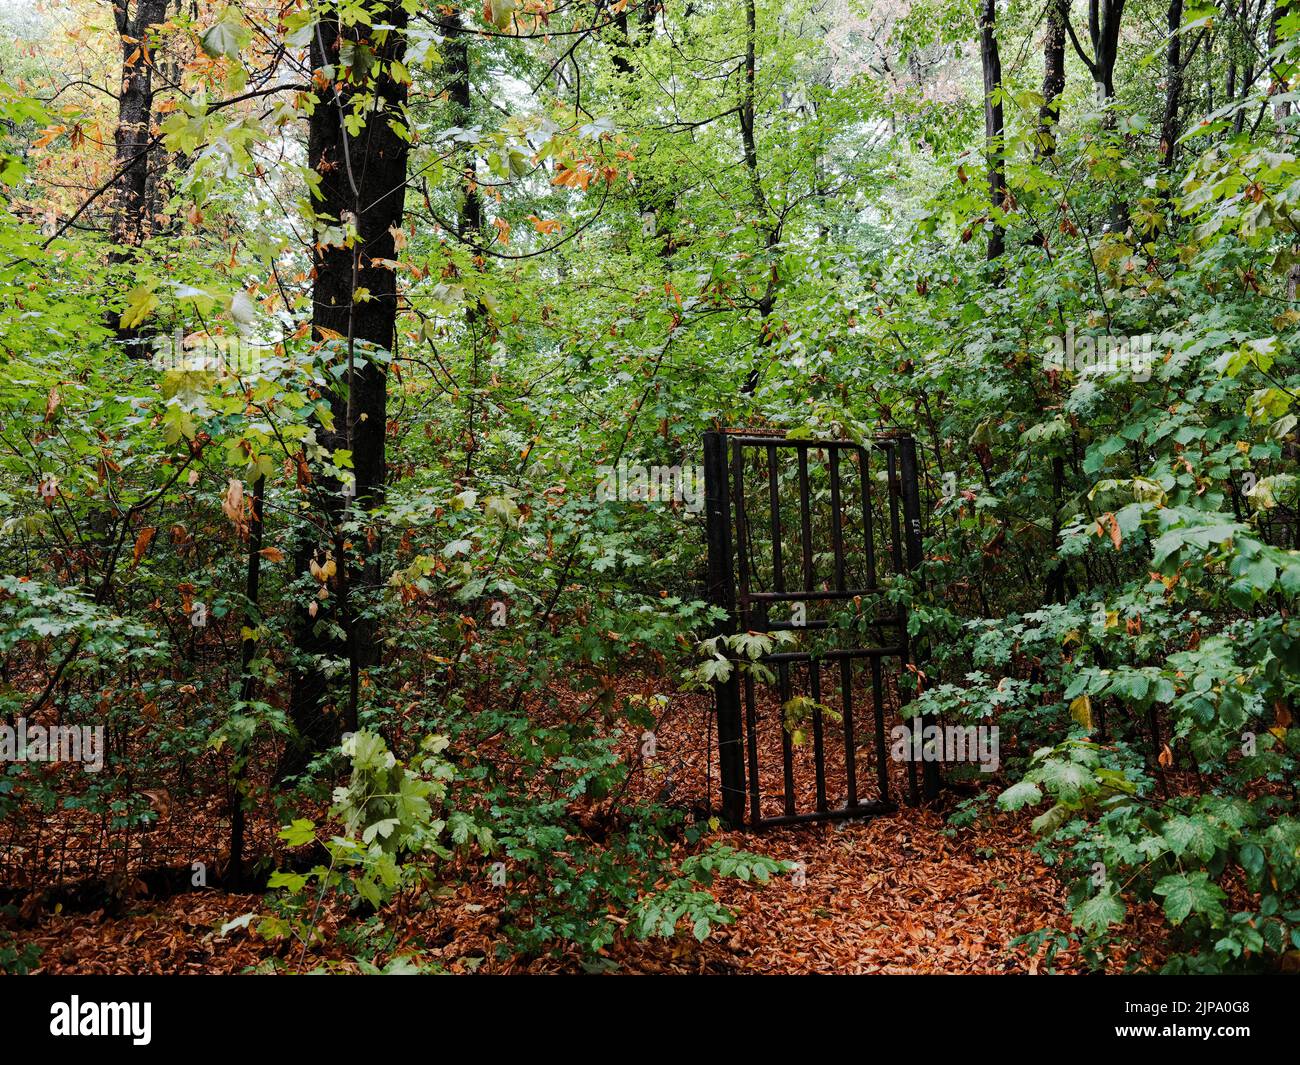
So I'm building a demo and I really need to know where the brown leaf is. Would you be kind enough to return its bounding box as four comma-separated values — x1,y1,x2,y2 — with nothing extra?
221,479,246,534
131,526,156,568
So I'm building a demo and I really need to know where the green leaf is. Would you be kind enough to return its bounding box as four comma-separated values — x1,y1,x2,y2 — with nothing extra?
278,818,317,847
1073,888,1127,933
997,779,1043,811
1153,872,1226,925
200,11,249,59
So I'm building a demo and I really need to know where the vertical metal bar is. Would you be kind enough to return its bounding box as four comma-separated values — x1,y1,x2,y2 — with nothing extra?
841,656,857,807
886,444,904,576
797,447,814,593
767,444,785,625
857,447,878,590
810,660,827,812
828,449,847,810
829,448,845,591
898,435,938,802
899,436,925,574
744,671,761,824
795,447,813,817
872,655,893,804
778,660,796,817
732,441,753,627
703,431,745,826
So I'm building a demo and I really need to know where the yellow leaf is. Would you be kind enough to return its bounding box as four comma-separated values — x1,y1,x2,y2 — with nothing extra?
120,285,159,330
1069,694,1093,731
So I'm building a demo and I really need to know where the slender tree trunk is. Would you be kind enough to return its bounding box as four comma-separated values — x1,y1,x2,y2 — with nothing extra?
108,0,168,254
740,0,778,393
1161,0,1186,170
228,475,265,886
282,4,410,777
439,13,485,480
1038,0,1067,157
1225,0,1239,119
980,0,1005,262
1065,0,1125,107
1273,0,1292,122
108,0,169,355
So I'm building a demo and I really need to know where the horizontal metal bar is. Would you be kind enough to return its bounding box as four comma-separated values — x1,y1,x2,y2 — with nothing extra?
746,589,893,604
751,616,904,632
753,800,898,829
758,646,906,663
727,434,901,449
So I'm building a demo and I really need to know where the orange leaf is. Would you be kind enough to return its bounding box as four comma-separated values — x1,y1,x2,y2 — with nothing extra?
493,217,511,245
258,546,285,563
132,526,156,568
1098,512,1121,550
528,215,562,235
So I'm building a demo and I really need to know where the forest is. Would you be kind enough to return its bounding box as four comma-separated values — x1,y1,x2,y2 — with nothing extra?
0,0,1298,981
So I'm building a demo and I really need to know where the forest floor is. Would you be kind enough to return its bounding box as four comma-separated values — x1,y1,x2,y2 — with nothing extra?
13,685,1164,974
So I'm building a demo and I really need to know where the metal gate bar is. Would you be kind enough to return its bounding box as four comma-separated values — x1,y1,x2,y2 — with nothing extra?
703,428,934,828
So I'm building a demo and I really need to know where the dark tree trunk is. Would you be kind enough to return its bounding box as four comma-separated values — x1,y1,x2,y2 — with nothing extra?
1161,0,1186,169
440,16,483,242
980,0,1005,261
108,0,168,254
281,4,410,777
1064,0,1126,106
1273,0,1293,122
1090,0,1125,104
108,0,169,355
438,13,486,480
1038,0,1067,156
228,474,265,886
740,0,778,393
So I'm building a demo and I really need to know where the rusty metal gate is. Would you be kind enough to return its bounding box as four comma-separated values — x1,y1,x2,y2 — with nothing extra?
703,428,937,828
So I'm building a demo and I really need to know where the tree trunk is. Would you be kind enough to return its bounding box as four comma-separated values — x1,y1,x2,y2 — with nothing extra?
1038,0,1067,157
282,4,410,777
1272,0,1292,122
980,0,1005,262
228,474,265,886
1161,0,1186,170
740,0,778,393
108,0,170,355
1065,0,1125,107
439,13,486,480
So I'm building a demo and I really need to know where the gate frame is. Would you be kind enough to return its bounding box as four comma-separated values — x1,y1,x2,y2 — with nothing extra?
703,428,939,829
